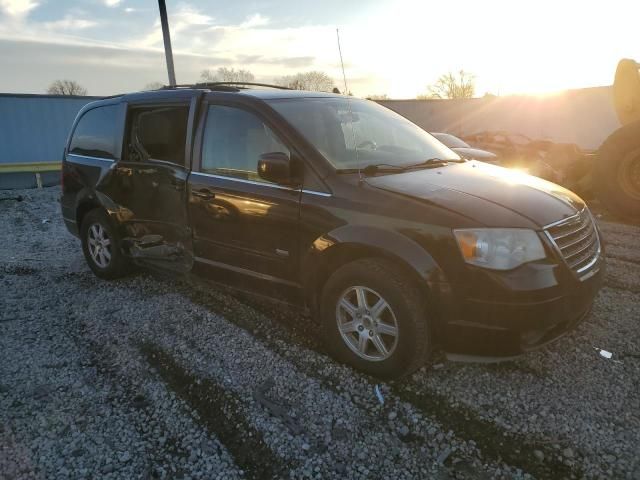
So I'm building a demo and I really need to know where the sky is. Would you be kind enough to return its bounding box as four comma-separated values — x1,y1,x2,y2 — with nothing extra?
0,0,638,98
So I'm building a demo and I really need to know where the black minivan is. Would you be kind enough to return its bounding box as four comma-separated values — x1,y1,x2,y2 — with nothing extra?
61,84,604,378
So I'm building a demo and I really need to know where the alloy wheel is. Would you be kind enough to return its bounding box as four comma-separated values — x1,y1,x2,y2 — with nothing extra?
336,285,399,361
87,223,112,268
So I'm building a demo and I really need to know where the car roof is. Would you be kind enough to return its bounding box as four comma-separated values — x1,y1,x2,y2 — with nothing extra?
78,87,345,113
238,88,339,100
110,86,342,103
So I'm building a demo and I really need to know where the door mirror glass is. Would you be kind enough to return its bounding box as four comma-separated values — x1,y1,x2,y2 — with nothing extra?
258,152,294,185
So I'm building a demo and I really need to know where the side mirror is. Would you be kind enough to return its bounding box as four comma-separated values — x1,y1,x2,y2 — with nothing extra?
257,152,297,185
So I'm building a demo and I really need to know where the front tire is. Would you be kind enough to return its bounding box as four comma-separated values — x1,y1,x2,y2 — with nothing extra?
320,258,431,379
81,209,131,279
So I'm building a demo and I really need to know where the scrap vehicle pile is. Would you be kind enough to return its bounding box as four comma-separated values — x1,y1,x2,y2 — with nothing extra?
461,59,640,222
461,131,596,196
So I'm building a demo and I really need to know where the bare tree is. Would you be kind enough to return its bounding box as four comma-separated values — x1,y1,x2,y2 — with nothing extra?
144,81,164,90
422,70,475,99
277,71,334,92
200,67,255,83
47,80,88,96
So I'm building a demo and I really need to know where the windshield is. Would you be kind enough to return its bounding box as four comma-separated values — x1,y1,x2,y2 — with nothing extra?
267,97,459,170
431,132,471,149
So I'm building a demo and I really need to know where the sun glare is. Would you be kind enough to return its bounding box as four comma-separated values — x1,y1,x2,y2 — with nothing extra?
360,0,639,97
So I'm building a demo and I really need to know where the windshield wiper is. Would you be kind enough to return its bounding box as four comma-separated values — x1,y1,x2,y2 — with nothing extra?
362,163,405,174
336,158,464,175
336,164,403,174
400,158,465,170
361,158,464,174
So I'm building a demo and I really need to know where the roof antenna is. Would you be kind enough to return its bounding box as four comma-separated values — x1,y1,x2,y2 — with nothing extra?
336,28,349,95
336,28,362,184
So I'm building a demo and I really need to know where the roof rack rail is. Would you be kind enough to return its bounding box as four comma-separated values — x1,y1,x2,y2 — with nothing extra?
160,82,292,91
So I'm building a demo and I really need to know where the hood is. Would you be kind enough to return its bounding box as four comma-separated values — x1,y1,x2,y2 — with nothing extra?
452,147,497,160
365,160,585,228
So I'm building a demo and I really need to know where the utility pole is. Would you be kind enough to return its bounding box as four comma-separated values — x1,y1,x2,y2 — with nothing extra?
158,0,176,86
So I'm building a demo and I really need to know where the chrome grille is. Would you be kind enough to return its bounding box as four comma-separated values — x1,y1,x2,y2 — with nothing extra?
545,209,601,278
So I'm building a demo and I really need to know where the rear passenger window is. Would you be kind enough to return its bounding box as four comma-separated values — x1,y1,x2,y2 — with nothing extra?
125,106,189,167
201,105,289,182
69,105,120,159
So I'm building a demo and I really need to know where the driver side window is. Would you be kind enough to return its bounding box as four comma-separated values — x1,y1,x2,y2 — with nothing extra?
201,105,290,183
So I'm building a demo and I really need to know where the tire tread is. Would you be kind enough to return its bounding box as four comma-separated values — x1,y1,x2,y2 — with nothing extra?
80,209,131,280
596,120,640,220
321,257,431,378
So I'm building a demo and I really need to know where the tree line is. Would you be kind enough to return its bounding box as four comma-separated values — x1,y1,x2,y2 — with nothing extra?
46,68,481,99
46,68,338,96
199,67,336,92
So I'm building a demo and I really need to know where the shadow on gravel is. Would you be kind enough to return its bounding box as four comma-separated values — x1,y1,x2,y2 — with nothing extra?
393,382,582,480
605,278,640,294
484,361,549,378
185,277,321,350
140,343,292,480
605,253,640,266
66,318,203,478
175,276,584,479
0,265,39,276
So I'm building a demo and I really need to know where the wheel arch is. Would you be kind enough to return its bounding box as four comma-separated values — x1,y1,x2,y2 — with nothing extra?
75,196,101,229
75,189,121,229
302,225,448,315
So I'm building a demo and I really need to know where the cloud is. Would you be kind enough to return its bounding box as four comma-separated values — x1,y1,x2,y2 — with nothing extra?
103,0,122,6
136,4,214,49
240,14,269,29
0,37,233,95
0,3,364,95
234,54,315,68
44,15,97,31
0,0,39,18
173,5,213,27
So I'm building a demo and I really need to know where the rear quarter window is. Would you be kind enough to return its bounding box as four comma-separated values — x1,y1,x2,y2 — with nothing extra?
69,104,121,159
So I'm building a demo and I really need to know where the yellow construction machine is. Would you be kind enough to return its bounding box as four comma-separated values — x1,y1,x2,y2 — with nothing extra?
597,59,640,220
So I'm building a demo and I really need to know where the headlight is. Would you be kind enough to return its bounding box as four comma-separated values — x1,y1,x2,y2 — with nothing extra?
453,228,546,270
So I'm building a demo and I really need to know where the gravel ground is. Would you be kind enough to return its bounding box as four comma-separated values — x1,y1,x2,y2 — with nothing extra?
1,187,639,480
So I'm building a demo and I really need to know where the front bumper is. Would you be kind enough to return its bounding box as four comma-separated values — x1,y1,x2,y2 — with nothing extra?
438,258,604,357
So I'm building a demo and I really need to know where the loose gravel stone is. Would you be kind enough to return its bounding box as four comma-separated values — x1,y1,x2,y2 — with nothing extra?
1,187,639,479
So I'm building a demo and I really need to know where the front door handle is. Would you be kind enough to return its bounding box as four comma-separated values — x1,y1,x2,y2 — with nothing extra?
115,166,133,176
193,188,216,200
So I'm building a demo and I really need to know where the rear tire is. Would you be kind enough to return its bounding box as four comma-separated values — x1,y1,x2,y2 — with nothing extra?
81,209,131,280
320,258,431,379
596,120,640,220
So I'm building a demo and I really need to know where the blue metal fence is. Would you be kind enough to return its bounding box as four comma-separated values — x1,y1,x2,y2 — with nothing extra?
0,94,101,189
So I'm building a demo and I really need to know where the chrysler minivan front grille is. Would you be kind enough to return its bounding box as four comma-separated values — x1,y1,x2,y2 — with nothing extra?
545,209,600,279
